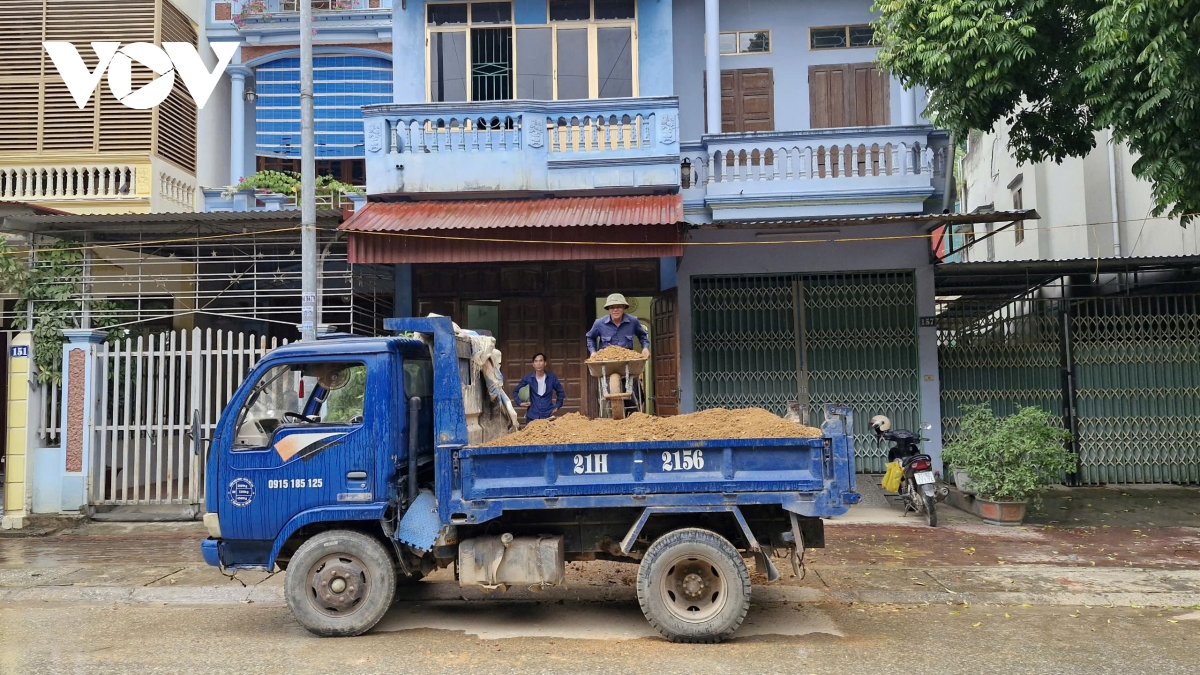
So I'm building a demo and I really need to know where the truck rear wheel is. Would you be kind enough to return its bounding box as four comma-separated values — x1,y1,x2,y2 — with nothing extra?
285,530,396,637
636,528,750,643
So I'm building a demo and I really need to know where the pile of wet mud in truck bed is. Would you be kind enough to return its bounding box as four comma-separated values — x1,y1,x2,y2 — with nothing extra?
482,408,822,447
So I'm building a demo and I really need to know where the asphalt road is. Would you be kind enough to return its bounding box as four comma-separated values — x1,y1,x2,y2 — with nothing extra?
3,595,1199,675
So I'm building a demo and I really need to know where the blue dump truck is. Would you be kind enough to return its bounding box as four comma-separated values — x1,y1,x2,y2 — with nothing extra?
200,317,860,642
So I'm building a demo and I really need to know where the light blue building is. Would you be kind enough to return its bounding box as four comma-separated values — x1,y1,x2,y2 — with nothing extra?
203,0,1012,472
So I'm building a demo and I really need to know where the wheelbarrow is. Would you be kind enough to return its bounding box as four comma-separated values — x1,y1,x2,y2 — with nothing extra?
587,355,648,420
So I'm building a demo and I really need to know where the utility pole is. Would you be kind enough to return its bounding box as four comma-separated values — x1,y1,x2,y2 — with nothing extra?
299,0,318,341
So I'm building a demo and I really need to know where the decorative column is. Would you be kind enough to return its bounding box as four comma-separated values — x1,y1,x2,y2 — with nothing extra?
901,86,917,126
57,329,106,513
704,0,721,135
229,65,250,185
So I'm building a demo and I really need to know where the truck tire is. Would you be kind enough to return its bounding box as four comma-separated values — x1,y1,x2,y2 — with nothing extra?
636,528,751,643
285,530,396,637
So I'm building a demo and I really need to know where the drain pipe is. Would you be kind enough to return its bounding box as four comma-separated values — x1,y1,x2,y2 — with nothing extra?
407,396,421,504
1107,129,1122,257
941,133,957,213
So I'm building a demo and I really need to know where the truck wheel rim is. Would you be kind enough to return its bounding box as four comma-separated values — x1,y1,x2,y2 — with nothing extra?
657,554,728,624
307,553,371,617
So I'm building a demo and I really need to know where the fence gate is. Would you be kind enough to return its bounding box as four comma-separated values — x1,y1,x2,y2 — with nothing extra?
938,292,1200,485
1071,295,1200,484
84,329,286,509
937,296,1065,447
692,272,920,473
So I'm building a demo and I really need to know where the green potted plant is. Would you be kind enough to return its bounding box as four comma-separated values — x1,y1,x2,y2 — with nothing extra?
942,404,1076,525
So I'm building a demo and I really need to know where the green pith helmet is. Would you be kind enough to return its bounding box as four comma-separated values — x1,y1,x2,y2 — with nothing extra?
604,293,630,309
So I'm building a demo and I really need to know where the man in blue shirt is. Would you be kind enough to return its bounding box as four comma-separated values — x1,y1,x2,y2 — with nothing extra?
513,353,566,422
586,294,650,357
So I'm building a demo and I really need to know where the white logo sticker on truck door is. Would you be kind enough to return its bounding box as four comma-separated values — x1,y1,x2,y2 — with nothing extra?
228,478,255,507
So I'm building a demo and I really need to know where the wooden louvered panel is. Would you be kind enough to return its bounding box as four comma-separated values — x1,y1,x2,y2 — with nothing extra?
100,74,154,153
161,0,197,46
44,1,155,43
154,0,198,171
41,81,97,152
155,82,196,171
0,3,46,79
0,84,41,153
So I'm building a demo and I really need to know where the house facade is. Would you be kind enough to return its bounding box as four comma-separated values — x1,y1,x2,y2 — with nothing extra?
936,118,1200,486
0,0,213,215
194,0,969,473
957,121,1200,262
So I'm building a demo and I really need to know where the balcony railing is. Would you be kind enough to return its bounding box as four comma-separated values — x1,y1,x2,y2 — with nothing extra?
681,126,949,220
0,164,143,202
362,97,680,196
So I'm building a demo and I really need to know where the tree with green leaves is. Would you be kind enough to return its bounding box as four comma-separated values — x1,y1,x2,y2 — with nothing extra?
873,0,1200,225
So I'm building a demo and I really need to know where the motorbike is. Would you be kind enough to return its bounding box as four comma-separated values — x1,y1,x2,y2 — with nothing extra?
870,415,948,527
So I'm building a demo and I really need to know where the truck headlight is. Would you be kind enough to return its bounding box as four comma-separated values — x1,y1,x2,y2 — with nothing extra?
203,512,222,539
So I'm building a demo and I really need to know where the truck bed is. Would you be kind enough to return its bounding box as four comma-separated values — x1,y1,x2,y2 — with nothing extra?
440,433,859,525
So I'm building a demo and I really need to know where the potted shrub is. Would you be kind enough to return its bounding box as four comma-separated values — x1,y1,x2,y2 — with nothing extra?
942,404,1075,525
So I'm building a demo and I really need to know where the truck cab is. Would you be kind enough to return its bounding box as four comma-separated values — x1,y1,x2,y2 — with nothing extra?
202,317,859,643
202,337,432,571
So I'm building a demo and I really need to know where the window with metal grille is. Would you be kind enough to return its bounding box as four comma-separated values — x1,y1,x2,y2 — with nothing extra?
427,1,637,102
809,25,877,50
427,2,513,102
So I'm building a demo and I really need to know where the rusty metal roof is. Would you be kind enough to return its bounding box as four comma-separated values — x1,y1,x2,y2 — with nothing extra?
340,194,683,232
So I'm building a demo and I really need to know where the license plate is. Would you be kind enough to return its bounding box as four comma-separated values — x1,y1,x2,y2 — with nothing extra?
915,471,935,485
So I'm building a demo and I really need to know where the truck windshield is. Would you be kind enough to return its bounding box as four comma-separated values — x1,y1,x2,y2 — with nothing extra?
234,361,367,449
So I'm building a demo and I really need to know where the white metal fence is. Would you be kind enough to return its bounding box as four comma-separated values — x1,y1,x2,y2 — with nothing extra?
74,329,287,507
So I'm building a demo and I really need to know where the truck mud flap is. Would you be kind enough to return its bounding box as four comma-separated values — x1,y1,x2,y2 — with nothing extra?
397,490,441,551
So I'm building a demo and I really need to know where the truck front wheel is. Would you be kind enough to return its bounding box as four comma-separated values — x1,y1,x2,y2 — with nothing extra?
636,528,751,643
285,530,397,637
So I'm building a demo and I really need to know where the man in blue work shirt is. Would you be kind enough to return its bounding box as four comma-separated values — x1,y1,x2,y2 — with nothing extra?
586,294,651,357
512,353,566,422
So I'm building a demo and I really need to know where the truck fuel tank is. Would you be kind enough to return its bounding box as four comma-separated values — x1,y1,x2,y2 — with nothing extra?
458,534,565,591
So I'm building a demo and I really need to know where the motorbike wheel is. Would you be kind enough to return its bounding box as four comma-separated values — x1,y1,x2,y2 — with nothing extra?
922,491,938,527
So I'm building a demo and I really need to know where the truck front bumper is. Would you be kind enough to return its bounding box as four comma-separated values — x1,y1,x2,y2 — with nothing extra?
201,538,221,567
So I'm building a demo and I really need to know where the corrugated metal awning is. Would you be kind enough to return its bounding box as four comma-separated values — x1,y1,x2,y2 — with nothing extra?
341,195,684,264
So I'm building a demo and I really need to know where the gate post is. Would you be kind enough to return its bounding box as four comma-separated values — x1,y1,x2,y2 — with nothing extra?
58,329,107,513
1,332,36,529
1059,303,1081,485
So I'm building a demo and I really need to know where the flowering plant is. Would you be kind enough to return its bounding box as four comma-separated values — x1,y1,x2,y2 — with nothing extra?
232,1,270,28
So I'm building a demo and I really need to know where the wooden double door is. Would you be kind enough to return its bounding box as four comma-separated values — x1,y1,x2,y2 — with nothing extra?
414,261,677,420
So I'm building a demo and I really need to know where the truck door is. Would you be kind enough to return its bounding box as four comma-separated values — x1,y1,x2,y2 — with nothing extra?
219,360,377,543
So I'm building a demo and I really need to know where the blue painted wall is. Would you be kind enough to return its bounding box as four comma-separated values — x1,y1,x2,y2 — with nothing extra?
393,0,673,102
637,0,674,97
672,0,924,141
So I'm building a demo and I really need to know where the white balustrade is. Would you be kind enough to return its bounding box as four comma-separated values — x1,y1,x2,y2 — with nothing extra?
0,164,139,201
687,139,941,187
158,173,196,210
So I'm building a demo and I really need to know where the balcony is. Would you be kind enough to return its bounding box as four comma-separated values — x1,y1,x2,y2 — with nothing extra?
212,0,392,44
680,126,950,222
362,97,680,197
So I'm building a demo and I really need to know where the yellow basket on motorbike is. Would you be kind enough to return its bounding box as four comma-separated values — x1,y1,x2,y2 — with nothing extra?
881,461,903,493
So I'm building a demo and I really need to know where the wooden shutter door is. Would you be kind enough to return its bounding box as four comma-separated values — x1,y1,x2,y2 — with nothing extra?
705,68,775,133
850,63,890,127
651,289,680,416
810,63,890,128
809,64,848,129
737,69,774,132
